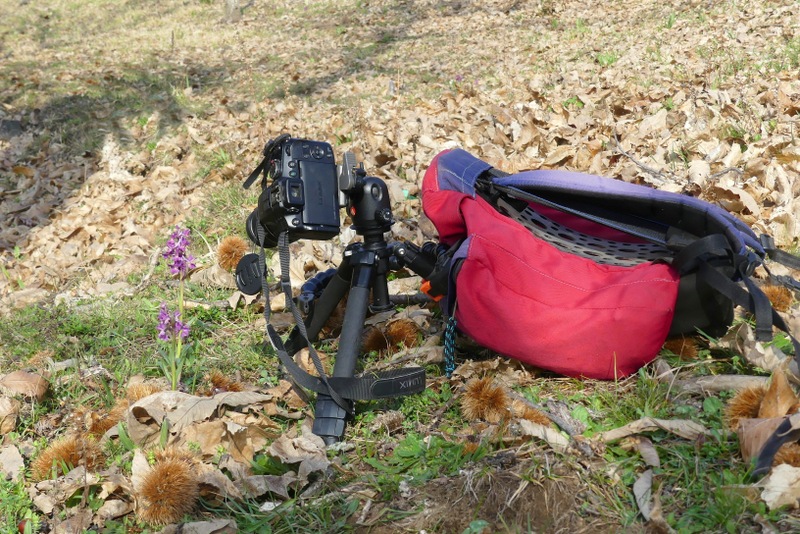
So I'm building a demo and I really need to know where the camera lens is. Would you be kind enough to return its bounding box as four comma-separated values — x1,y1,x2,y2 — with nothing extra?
245,210,278,248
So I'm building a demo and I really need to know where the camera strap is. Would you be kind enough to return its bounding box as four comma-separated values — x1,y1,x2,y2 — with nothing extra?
258,230,426,413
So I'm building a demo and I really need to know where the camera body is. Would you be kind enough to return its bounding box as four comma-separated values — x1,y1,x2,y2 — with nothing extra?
247,137,341,248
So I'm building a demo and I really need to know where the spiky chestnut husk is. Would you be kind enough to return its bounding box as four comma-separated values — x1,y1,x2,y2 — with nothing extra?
662,336,700,360
200,369,245,396
126,382,163,403
136,450,199,525
724,385,767,430
85,399,130,439
31,434,104,481
461,377,510,424
509,399,552,426
217,236,248,272
763,284,793,313
361,326,389,354
386,319,422,349
774,442,800,467
462,440,481,455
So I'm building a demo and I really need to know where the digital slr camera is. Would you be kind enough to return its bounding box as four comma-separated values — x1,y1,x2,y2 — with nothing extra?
245,135,341,248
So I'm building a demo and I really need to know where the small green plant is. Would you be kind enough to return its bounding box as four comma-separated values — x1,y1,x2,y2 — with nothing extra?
664,12,677,29
208,148,231,169
365,433,486,483
562,95,585,109
596,51,619,67
157,226,197,390
663,96,675,111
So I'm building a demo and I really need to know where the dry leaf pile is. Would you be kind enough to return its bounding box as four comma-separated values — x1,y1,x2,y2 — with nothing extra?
2,0,800,312
0,374,334,530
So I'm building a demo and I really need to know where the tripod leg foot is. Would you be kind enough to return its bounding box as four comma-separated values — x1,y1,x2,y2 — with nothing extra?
312,394,353,445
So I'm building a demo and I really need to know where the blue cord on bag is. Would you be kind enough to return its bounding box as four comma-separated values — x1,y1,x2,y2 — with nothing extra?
443,313,457,378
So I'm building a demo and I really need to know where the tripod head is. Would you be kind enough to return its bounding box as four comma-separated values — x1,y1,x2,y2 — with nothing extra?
338,152,395,241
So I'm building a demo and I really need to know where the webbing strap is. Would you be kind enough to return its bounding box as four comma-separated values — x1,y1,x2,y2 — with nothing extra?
696,261,800,357
671,233,799,353
489,182,672,247
761,235,800,271
258,230,426,405
760,234,800,293
753,414,800,478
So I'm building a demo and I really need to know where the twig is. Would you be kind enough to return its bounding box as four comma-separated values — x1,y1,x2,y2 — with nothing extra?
506,391,593,456
369,342,443,371
710,166,744,179
612,134,670,183
430,393,459,430
667,374,768,394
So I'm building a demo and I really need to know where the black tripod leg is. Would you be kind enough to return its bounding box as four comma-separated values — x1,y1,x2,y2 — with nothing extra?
313,258,376,444
284,260,354,355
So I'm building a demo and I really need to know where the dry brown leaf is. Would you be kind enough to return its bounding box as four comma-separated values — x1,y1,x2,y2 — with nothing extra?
295,347,329,377
51,508,93,534
0,396,20,434
0,445,25,481
160,519,238,534
761,464,800,510
517,419,569,453
227,290,260,310
242,473,299,500
687,160,710,188
599,417,708,443
638,109,667,138
178,420,227,459
31,466,101,515
633,469,654,521
268,433,327,465
758,368,799,419
130,449,151,493
736,417,786,463
127,390,274,446
190,264,237,289
718,323,788,372
621,436,661,468
224,420,272,464
96,499,133,521
197,465,244,503
0,370,48,400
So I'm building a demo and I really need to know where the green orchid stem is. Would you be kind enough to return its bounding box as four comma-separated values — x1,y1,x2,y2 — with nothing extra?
172,278,185,391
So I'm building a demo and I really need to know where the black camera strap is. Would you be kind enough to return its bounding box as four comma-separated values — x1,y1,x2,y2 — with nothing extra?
243,134,291,189
258,230,426,411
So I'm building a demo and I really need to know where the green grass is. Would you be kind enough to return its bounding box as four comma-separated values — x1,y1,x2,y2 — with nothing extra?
0,478,40,534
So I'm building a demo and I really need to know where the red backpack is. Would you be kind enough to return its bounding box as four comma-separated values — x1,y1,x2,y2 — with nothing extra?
422,148,800,379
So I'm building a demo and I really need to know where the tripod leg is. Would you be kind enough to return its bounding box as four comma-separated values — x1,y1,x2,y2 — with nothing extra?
284,260,354,355
313,258,376,443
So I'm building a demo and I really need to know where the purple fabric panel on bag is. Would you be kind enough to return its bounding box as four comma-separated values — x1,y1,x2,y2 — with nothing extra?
494,170,762,255
442,236,471,317
436,149,493,197
435,148,763,255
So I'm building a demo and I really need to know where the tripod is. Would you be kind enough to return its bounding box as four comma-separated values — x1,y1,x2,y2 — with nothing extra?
272,174,443,444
